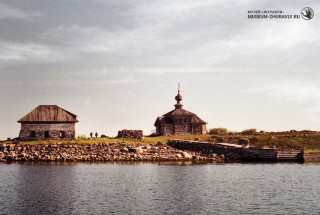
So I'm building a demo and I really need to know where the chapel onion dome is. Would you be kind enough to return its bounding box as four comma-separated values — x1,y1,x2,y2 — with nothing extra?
175,91,183,103
174,90,183,109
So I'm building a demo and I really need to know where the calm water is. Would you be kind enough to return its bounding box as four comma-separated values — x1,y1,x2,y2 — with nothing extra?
0,162,319,215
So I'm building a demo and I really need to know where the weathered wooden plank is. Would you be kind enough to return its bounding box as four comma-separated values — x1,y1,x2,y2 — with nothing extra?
18,105,78,122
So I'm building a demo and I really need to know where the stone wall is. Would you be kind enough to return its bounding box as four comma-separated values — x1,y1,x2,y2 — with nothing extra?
167,140,243,159
117,130,143,139
19,123,75,141
167,140,279,161
0,142,225,162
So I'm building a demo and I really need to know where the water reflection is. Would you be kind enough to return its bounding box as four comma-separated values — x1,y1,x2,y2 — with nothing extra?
0,162,319,214
2,163,77,214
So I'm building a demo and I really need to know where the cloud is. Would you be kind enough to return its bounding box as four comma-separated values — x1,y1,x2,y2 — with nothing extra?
40,23,172,57
0,3,43,20
1,1,320,74
0,71,140,86
0,41,51,62
44,77,140,86
1,0,320,139
136,67,227,74
264,81,319,103
3,0,319,71
248,77,320,110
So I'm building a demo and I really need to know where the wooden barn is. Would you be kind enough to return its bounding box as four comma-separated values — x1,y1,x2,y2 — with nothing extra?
154,88,207,136
18,105,78,141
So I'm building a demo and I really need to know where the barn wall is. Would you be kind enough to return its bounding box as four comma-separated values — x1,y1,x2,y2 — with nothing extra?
162,124,174,136
174,124,191,135
202,124,207,134
155,114,206,136
192,124,207,134
170,116,190,135
19,123,75,141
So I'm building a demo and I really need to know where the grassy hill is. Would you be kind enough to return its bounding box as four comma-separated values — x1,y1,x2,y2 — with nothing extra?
2,130,320,153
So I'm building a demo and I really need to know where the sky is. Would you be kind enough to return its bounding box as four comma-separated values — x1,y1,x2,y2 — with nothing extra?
0,0,319,139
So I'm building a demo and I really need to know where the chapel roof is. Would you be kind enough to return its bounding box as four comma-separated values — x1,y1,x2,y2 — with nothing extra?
157,86,207,124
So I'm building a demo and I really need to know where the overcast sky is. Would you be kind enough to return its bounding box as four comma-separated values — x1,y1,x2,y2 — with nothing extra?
0,0,319,139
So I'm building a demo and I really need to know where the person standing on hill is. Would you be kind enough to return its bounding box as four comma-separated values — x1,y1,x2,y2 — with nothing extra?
90,132,93,138
95,132,98,138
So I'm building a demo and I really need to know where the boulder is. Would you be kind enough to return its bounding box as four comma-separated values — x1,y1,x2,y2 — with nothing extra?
0,144,6,152
238,138,249,145
112,149,120,153
6,155,12,161
8,144,15,151
182,152,192,159
157,142,164,146
133,147,143,154
208,153,217,158
121,147,129,153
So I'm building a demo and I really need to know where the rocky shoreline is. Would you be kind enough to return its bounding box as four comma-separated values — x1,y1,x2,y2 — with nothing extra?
0,142,225,162
304,153,320,162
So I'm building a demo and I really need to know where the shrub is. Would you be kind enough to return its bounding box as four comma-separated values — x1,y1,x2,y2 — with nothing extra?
302,130,313,133
209,128,228,135
228,131,237,135
242,128,257,135
79,134,87,139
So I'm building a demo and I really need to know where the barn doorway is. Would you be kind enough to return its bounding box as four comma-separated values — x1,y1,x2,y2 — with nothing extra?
59,131,65,138
45,131,49,138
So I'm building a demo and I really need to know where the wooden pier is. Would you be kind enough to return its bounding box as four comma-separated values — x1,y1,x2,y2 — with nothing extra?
277,149,304,161
168,140,304,162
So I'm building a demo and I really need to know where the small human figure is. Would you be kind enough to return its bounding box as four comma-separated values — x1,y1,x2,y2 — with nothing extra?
95,132,98,138
90,132,93,138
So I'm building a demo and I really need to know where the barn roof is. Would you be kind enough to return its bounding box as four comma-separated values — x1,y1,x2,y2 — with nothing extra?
18,105,78,123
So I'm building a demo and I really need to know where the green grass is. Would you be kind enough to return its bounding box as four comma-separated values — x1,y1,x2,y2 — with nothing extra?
304,149,320,154
2,131,320,152
5,134,211,146
21,137,145,146
242,128,257,135
211,132,320,151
